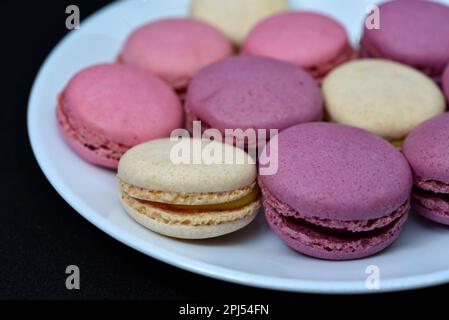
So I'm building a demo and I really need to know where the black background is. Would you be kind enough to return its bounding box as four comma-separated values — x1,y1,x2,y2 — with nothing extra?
1,0,446,301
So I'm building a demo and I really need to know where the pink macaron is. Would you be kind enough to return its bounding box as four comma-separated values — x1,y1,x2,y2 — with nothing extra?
259,122,412,260
403,113,449,225
56,64,183,169
242,11,353,82
119,18,233,90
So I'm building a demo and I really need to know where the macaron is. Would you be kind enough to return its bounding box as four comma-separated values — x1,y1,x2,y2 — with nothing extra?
56,64,182,169
360,0,449,82
185,56,322,147
322,59,445,144
443,64,449,103
403,113,449,225
259,122,412,260
120,18,233,90
242,11,353,81
191,0,288,45
118,138,261,239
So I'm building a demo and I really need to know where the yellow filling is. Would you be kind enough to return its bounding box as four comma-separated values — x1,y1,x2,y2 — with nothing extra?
165,189,260,211
390,139,404,150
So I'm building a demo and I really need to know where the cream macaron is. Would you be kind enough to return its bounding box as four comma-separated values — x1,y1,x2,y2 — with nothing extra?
322,59,445,146
191,0,288,44
117,138,261,239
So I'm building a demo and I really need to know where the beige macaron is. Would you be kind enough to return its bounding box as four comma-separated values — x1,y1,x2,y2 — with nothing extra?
117,138,261,239
191,0,288,44
322,59,445,143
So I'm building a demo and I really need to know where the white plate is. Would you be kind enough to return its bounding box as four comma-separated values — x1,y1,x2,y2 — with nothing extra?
28,0,449,294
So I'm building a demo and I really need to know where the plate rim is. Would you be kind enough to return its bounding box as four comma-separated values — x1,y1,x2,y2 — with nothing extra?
27,0,449,294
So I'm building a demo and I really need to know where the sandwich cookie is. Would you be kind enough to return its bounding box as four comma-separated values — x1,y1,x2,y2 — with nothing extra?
120,18,233,90
185,56,322,148
360,0,449,82
191,0,288,45
259,122,412,260
403,113,449,225
118,138,261,239
56,64,182,169
243,11,353,82
322,59,445,146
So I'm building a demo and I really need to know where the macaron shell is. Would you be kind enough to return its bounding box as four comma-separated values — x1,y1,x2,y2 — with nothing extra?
259,122,412,221
322,59,445,140
191,0,288,44
120,18,232,89
62,64,183,147
361,0,449,77
264,205,407,260
57,102,120,168
186,56,322,131
243,11,350,69
117,138,257,194
119,179,257,205
403,113,449,184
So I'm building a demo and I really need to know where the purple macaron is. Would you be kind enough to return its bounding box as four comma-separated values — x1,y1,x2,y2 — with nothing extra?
403,113,449,225
259,122,412,260
443,64,449,103
185,56,322,143
360,0,449,82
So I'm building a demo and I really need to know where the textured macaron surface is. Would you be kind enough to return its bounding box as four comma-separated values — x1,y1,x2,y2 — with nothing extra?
60,64,182,148
362,0,449,77
260,122,413,221
121,18,232,89
118,138,257,193
243,11,350,69
403,113,449,184
186,56,322,131
322,59,445,140
191,0,288,44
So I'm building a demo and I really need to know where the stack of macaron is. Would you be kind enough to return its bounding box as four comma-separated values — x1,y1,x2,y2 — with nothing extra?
55,0,449,260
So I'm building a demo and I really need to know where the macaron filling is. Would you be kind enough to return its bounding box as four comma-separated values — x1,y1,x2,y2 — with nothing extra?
412,178,449,222
121,191,259,227
135,188,259,212
119,179,257,206
389,139,404,150
119,181,261,215
56,95,128,161
265,205,408,255
261,181,409,232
